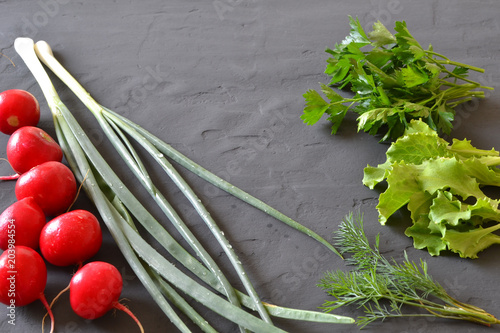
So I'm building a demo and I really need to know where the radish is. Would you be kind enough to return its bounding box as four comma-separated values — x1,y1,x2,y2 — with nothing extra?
15,161,77,216
6,126,63,175
70,261,144,332
40,210,102,267
0,245,54,332
0,197,46,250
0,89,40,135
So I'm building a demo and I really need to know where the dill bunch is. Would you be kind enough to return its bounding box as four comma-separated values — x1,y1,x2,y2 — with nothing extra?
318,213,500,328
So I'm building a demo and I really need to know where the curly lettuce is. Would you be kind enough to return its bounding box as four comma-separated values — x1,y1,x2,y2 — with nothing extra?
363,119,500,258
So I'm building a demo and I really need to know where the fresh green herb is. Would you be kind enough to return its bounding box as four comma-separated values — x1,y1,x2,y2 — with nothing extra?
363,119,500,258
318,212,500,328
302,16,493,141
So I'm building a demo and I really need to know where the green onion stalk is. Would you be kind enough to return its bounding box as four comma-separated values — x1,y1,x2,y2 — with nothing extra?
15,37,354,332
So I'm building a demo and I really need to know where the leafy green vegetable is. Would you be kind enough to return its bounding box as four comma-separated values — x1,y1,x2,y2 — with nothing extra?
318,212,500,328
363,119,500,258
302,16,493,141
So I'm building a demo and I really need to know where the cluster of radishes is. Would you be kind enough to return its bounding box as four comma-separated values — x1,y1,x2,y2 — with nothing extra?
0,89,141,332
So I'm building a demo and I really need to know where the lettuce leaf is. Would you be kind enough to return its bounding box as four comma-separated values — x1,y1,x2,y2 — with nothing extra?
363,119,500,258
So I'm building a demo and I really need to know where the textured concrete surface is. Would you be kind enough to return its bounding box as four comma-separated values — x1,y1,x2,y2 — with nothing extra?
0,0,500,332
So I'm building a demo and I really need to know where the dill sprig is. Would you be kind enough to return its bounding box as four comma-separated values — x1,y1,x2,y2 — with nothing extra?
318,213,500,328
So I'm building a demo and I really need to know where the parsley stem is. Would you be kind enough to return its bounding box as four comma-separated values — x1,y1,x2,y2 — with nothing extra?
425,50,485,73
363,60,399,86
329,96,370,105
437,66,487,85
446,97,472,108
439,80,493,90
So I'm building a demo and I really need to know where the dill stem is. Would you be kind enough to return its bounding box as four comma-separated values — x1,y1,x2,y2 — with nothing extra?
362,293,500,326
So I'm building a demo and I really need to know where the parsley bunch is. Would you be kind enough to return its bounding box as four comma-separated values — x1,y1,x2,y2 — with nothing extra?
318,213,500,328
302,16,493,141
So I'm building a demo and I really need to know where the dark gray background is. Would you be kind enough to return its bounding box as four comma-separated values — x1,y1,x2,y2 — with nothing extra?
1,0,500,332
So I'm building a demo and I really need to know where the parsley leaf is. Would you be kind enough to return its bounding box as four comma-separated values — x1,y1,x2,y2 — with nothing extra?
301,89,330,125
302,16,493,141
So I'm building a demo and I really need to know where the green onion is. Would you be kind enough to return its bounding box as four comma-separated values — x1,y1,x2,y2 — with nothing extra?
33,40,270,326
105,105,342,258
34,41,341,259
15,37,355,331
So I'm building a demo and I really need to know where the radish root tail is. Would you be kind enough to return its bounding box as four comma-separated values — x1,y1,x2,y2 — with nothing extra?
0,52,15,67
0,158,19,181
42,283,70,331
39,293,55,333
66,168,90,212
114,302,144,333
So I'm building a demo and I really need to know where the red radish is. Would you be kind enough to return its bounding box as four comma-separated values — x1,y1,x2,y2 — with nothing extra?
0,89,40,135
0,197,46,250
15,161,77,216
6,126,63,175
40,210,102,267
0,246,54,332
70,261,144,332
